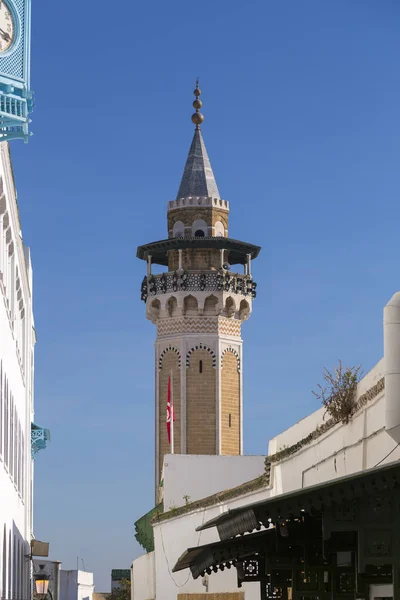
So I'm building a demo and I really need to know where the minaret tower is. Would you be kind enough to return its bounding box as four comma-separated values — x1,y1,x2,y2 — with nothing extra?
137,82,261,493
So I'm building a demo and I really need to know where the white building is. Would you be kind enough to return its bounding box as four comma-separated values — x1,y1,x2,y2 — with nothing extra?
131,292,400,600
0,142,49,599
60,570,94,600
33,561,94,600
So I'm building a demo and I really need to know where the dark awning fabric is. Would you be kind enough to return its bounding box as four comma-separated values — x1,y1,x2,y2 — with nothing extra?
196,462,400,541
173,462,400,578
173,528,275,579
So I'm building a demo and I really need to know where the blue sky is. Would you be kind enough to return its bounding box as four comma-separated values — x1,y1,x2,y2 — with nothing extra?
11,0,400,591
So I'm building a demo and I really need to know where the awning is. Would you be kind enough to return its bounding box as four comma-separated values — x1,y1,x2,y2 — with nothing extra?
173,528,275,580
173,462,400,580
196,461,400,541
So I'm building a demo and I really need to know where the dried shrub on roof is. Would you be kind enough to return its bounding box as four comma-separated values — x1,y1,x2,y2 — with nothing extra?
313,360,362,424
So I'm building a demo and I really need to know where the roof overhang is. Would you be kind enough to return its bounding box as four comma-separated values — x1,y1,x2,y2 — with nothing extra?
136,237,261,266
173,462,400,577
173,528,275,579
197,461,400,540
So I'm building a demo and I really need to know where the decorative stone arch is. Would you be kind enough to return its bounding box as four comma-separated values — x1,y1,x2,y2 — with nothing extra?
159,345,182,370
172,220,184,238
192,218,208,237
214,220,225,237
224,296,236,318
221,347,241,372
186,343,216,368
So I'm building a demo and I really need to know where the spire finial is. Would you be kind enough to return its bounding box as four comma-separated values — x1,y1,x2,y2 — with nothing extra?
191,78,204,129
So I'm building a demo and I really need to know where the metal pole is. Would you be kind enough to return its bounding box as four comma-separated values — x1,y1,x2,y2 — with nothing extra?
170,369,174,455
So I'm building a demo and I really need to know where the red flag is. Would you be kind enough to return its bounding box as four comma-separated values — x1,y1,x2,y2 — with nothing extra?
166,376,175,444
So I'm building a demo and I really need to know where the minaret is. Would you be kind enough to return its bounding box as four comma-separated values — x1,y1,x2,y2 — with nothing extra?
137,82,261,495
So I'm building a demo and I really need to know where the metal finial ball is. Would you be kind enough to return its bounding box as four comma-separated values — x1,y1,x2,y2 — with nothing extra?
193,99,202,109
191,112,204,125
194,87,201,97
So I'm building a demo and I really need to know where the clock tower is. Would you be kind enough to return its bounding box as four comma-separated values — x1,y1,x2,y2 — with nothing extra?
0,0,33,142
137,83,261,494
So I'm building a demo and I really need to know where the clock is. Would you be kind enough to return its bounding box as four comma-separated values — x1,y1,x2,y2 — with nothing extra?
0,1,15,53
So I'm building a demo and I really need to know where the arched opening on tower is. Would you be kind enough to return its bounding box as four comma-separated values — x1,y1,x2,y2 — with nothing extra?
214,220,225,237
167,296,178,317
204,295,218,316
224,296,236,318
149,299,161,321
239,299,250,321
184,295,198,316
173,220,185,238
192,219,208,237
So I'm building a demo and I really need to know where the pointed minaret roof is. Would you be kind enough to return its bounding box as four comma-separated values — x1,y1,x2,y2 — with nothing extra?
176,82,220,200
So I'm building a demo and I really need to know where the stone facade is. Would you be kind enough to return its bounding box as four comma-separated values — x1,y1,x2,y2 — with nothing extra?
221,351,241,455
186,349,217,455
167,206,229,239
156,316,242,338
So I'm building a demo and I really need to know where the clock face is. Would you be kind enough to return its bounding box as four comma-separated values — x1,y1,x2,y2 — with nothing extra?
0,1,14,53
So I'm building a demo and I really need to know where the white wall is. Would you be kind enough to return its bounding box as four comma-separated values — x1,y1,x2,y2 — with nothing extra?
131,552,155,600
162,454,265,510
60,570,94,600
151,493,266,600
268,359,400,495
0,142,35,600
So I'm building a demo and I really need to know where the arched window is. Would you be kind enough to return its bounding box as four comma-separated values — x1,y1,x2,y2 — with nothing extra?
225,297,236,317
184,295,198,316
192,219,208,237
167,296,178,317
172,221,184,238
204,295,218,315
214,220,225,237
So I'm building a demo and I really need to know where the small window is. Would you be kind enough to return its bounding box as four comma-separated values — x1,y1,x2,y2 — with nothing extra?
229,413,232,427
195,230,205,238
199,360,203,374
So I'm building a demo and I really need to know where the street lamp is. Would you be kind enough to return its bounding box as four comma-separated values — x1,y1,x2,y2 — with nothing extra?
34,566,50,599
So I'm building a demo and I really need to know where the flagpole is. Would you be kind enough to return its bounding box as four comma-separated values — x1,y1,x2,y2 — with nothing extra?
170,369,174,455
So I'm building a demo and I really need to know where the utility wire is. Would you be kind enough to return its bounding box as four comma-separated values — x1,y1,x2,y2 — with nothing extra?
160,508,206,588
373,442,400,468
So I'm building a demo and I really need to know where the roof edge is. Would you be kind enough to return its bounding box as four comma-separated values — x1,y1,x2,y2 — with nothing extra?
152,473,269,525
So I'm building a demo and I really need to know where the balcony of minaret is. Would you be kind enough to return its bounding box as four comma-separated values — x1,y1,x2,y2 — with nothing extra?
141,265,256,324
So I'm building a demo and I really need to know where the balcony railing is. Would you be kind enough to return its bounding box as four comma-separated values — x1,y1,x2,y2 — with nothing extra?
141,270,257,302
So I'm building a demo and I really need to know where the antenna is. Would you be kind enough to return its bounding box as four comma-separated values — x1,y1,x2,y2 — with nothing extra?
81,558,86,572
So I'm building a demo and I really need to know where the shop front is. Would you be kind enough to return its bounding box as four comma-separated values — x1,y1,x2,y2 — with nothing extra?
173,462,400,599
